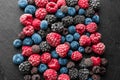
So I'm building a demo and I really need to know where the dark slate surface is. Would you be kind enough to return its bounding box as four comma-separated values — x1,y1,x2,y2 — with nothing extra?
0,0,120,80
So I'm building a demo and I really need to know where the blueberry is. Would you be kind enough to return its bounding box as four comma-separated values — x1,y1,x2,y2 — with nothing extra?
68,50,73,57
70,41,79,50
68,7,76,16
23,37,33,46
59,58,68,66
73,32,80,41
12,53,24,64
61,36,65,43
87,78,93,80
55,9,65,18
92,14,100,23
40,20,48,30
68,25,76,34
13,39,22,48
24,5,36,14
31,33,42,44
18,0,28,8
78,46,85,53
51,50,59,58
85,18,92,25
38,64,48,73
60,67,68,74
78,8,85,15
65,34,74,42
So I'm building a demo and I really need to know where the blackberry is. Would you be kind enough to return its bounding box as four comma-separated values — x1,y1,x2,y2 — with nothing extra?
78,68,90,80
92,74,101,80
45,15,57,25
39,41,51,52
38,30,47,38
51,22,64,33
68,68,78,79
62,28,69,35
67,61,75,69
32,74,41,80
79,58,87,68
19,61,32,74
66,0,78,7
92,66,101,74
84,58,93,67
73,15,85,25
60,6,68,14
89,0,100,11
62,16,73,27
31,67,38,74
101,58,108,66
24,75,31,80
100,67,106,75
75,5,80,12
85,7,95,17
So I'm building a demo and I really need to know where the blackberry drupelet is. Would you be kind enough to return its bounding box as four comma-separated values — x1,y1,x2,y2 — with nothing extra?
39,41,51,52
62,16,73,27
66,0,78,7
73,15,85,25
45,14,57,25
85,7,95,17
89,0,100,11
68,68,78,79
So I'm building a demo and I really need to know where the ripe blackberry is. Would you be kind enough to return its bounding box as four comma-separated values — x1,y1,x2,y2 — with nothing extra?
89,0,100,10
74,15,85,25
79,58,87,68
67,61,75,69
66,0,78,7
51,22,64,33
68,68,78,79
85,7,95,17
45,15,57,25
39,41,51,52
38,30,47,38
19,61,32,74
62,16,73,27
78,68,90,80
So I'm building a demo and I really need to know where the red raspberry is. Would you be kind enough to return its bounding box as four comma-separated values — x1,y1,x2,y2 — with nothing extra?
92,42,105,55
91,56,101,66
76,24,86,35
23,25,34,36
49,0,58,3
71,51,82,61
35,8,47,20
48,59,60,71
20,14,33,26
28,54,41,66
41,52,51,64
90,32,101,44
46,32,61,47
79,35,91,46
56,43,70,58
32,18,41,31
22,46,33,57
35,0,48,8
57,0,66,8
86,22,98,33
44,69,58,80
58,74,70,80
78,0,89,9
46,2,58,13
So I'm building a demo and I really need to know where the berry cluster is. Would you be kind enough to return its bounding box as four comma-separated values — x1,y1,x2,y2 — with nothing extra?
13,0,108,80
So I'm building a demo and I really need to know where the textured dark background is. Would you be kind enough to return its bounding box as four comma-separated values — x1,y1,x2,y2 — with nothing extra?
0,0,120,80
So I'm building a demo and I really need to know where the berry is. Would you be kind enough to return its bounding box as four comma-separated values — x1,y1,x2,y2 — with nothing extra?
79,35,91,46
23,25,34,36
90,32,101,44
32,18,41,30
92,74,101,80
66,0,78,7
71,51,82,61
86,22,97,33
73,32,80,41
92,14,100,23
32,74,41,80
22,46,33,57
68,25,76,34
66,61,75,69
85,18,92,25
58,74,70,80
12,53,24,65
60,67,68,74
92,66,101,74
76,24,86,35
101,58,108,66
62,16,73,27
67,50,73,57
57,0,66,8
28,54,41,66
13,39,22,48
92,42,105,55
79,58,87,68
39,41,51,52
24,5,36,14
78,68,89,80
31,33,42,44
46,32,61,47
38,29,47,38
91,56,101,66
56,43,70,58
31,67,38,74
32,45,40,53
51,50,59,58
35,0,48,8
60,6,68,14
27,0,35,4
78,46,85,53
24,75,31,80
35,8,47,20
23,37,33,46
46,2,58,13
78,0,89,9
41,52,51,64
61,36,65,43
43,69,58,80
62,28,69,35
84,58,93,67
45,14,57,25
18,0,28,8
74,15,85,25
40,20,48,30
89,0,100,10
75,5,80,11
55,9,65,18
38,64,48,73
70,41,79,50
58,58,68,66
18,31,25,39
85,46,92,54
78,8,85,15
68,7,76,16
68,68,78,79
49,0,58,2
85,7,95,17
65,34,74,42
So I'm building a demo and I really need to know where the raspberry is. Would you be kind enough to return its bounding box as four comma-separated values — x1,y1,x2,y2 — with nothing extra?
49,0,58,3
46,32,61,47
86,22,98,33
90,32,101,44
20,14,33,26
78,0,89,9
71,51,82,61
28,54,41,66
35,8,47,20
66,0,78,7
43,69,58,80
58,74,70,80
39,41,51,52
22,46,33,57
41,52,51,64
48,59,60,71
85,7,95,17
56,43,70,58
35,0,48,8
23,25,34,36
91,56,101,66
74,15,85,25
79,35,91,46
57,0,66,8
92,42,105,55
45,14,57,25
46,2,58,13
32,18,41,31
62,16,73,27
76,24,86,35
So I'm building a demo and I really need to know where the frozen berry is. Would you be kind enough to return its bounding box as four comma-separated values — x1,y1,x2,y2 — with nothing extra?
60,6,68,14
76,24,86,35
39,41,51,52
86,22,97,33
60,67,68,74
23,25,34,36
90,32,101,44
79,35,91,46
38,64,48,73
71,51,82,61
68,68,78,79
58,58,68,66
41,52,51,64
84,58,93,67
22,46,33,57
32,45,40,53
24,75,31,80
45,14,57,25
32,18,41,31
62,16,73,27
18,31,25,39
46,2,58,13
23,37,33,46
57,0,66,8
68,7,76,16
24,5,36,15
58,74,70,80
67,61,75,69
13,39,22,48
78,0,89,9
66,0,78,7
31,67,38,74
101,58,108,66
85,46,92,54
91,56,101,66
74,15,85,25
32,74,41,80
85,7,95,17
78,68,89,80
89,0,100,10
92,74,101,80
55,9,65,18
18,0,28,8
35,0,48,8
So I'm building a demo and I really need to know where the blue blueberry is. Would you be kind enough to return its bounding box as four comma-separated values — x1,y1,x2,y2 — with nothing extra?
55,9,65,18
51,50,59,58
38,64,48,73
59,58,68,66
31,33,42,44
65,34,74,42
68,25,76,34
87,78,93,80
70,41,79,50
68,7,76,16
61,36,65,43
18,0,28,8
67,50,73,57
78,8,85,15
23,37,33,46
12,53,24,64
85,18,92,25
24,5,36,14
78,46,85,53
13,39,22,48
60,67,68,74
73,32,80,41
92,14,100,23
40,20,48,30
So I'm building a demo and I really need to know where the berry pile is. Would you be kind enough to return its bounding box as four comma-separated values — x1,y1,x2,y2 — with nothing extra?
13,0,108,80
